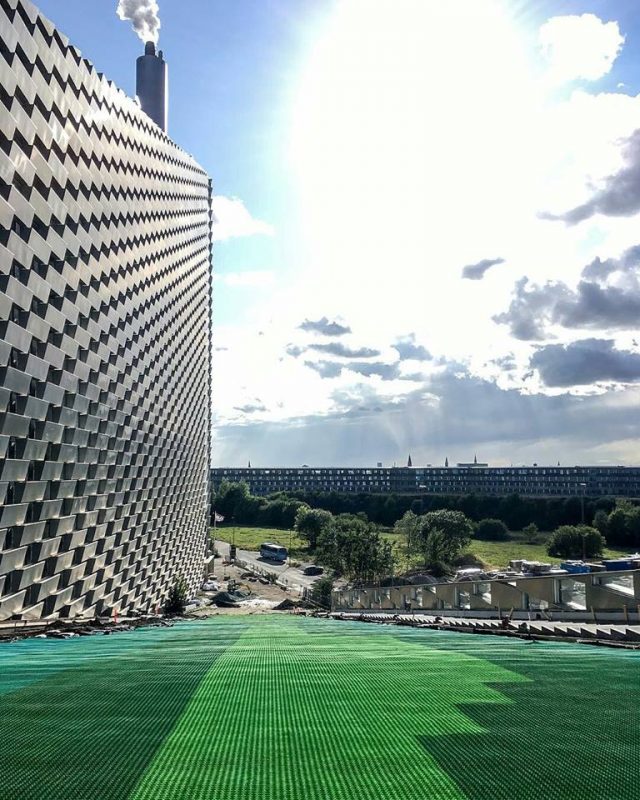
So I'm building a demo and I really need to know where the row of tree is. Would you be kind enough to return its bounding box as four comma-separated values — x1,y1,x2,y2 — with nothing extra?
213,481,305,529
212,480,635,532
281,488,620,529
393,510,608,569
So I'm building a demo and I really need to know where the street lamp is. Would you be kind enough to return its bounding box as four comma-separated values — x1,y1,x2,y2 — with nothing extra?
579,482,587,560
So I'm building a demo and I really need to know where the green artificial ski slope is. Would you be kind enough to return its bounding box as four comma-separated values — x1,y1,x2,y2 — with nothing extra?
0,617,638,800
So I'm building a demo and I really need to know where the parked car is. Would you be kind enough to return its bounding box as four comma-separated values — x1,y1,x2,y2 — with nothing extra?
302,565,323,576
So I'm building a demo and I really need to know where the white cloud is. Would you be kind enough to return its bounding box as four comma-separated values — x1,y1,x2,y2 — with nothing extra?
539,14,624,83
211,196,274,241
211,2,640,464
213,368,640,467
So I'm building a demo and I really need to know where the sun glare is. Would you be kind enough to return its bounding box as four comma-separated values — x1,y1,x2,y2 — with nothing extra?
289,0,536,352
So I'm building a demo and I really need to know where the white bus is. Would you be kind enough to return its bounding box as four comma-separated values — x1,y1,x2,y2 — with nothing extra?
259,542,288,562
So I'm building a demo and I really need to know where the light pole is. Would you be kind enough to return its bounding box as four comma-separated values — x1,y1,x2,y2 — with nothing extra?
579,482,587,560
212,510,219,577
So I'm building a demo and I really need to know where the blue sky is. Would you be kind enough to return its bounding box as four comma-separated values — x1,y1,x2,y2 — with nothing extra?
34,1,640,467
35,0,330,323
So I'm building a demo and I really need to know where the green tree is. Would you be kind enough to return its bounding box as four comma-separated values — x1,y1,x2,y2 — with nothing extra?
605,500,640,548
420,530,453,576
236,493,264,524
607,505,628,546
295,506,333,550
546,525,605,559
213,480,250,522
257,497,306,528
394,510,421,558
522,522,539,543
315,516,393,582
310,575,334,609
626,505,640,548
592,509,609,537
281,499,307,529
457,493,480,521
413,510,474,568
474,518,510,541
498,494,528,530
381,495,401,526
410,498,424,516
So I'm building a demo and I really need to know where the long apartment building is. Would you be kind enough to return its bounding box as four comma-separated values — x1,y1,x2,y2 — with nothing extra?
212,465,640,498
0,0,212,620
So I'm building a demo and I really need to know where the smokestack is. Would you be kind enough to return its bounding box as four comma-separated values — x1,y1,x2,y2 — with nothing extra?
136,41,168,133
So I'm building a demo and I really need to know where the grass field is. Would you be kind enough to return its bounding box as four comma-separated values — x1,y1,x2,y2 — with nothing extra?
465,538,631,567
381,535,565,572
0,616,638,799
213,526,308,556
215,525,631,572
383,531,633,571
464,538,559,566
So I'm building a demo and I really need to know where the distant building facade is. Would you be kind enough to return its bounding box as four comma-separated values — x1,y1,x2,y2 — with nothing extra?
212,466,640,498
0,1,212,620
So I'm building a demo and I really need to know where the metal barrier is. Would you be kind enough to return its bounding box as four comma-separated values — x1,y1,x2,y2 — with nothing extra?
334,569,640,617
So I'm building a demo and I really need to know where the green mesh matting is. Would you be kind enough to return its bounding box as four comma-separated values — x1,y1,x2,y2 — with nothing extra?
0,622,242,800
0,617,638,799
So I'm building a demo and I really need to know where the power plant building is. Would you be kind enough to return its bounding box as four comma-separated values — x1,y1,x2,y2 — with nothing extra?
0,0,212,620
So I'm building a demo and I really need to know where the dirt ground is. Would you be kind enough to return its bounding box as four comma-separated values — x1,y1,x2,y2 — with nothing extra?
189,558,307,617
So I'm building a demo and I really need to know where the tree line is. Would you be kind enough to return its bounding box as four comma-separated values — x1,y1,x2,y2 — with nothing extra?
213,481,305,529
212,480,636,533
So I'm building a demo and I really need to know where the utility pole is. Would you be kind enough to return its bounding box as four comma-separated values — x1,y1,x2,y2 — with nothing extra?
579,482,587,560
212,510,216,577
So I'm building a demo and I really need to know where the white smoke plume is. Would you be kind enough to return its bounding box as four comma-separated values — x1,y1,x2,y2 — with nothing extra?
117,0,161,45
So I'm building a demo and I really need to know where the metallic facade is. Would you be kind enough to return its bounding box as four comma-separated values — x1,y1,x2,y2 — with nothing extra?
212,466,640,498
0,0,212,620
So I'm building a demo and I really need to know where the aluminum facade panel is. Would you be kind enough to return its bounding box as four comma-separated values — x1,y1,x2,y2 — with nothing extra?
0,0,212,620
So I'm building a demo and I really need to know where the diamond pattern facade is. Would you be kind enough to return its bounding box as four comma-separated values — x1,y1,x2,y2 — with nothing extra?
0,0,212,620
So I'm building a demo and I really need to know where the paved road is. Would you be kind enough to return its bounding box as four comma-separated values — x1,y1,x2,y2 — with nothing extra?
214,541,320,591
